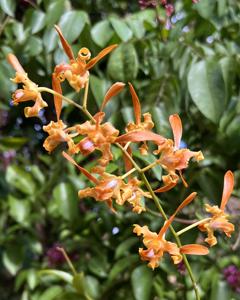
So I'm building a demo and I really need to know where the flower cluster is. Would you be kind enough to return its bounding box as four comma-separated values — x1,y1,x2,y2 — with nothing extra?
7,24,235,277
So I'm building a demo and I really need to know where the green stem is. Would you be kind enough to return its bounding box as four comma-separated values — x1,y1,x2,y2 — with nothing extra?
38,87,95,122
140,172,200,300
177,218,211,236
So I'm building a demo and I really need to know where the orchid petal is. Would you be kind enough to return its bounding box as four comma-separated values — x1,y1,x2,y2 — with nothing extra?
100,82,125,111
54,25,75,61
62,151,99,184
220,170,234,210
7,53,25,74
86,44,118,70
116,131,166,145
158,192,197,238
52,73,62,121
128,83,141,125
169,114,182,149
180,244,209,255
154,181,177,193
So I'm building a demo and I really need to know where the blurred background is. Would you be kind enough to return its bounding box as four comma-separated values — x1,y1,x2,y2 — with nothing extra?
0,0,240,299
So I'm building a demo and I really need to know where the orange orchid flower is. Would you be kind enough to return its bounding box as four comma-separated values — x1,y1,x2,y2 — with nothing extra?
62,152,151,213
154,114,204,192
134,192,209,269
52,25,117,120
198,171,235,247
42,120,75,153
7,54,48,118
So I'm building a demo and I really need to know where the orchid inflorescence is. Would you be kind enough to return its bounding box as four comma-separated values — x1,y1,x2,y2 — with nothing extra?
7,24,235,299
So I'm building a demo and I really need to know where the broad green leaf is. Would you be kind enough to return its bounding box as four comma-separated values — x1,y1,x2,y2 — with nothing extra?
91,20,114,47
8,196,30,225
126,16,145,39
45,0,65,27
131,265,153,300
85,276,100,299
110,17,133,42
115,237,138,259
24,9,46,34
29,165,45,184
72,272,85,294
0,60,17,100
25,36,43,57
109,255,139,281
195,0,216,19
135,9,156,28
58,11,89,43
88,256,109,278
38,286,63,300
39,270,73,284
0,0,16,17
0,137,28,150
3,244,24,275
43,28,58,53
90,75,109,108
211,277,230,300
107,43,139,82
53,182,79,222
6,165,36,195
219,56,235,102
188,59,226,123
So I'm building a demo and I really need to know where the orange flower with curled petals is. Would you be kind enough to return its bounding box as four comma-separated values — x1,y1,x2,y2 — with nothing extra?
125,83,154,155
43,120,75,153
7,54,48,118
62,152,151,213
52,25,117,120
198,171,235,247
154,114,204,192
134,192,209,269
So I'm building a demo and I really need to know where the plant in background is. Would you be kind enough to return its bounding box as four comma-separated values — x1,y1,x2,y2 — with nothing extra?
7,23,237,300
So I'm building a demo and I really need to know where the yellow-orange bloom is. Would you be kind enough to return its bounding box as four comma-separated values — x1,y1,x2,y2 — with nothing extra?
62,152,151,213
7,54,47,118
134,193,209,269
43,120,75,153
198,171,235,247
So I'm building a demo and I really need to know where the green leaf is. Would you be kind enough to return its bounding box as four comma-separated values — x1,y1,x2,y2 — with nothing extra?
0,137,28,150
211,278,230,300
131,265,153,300
126,16,145,39
109,255,139,281
24,9,46,34
0,60,17,100
72,272,85,294
39,286,63,300
53,183,79,222
188,59,226,123
115,237,138,259
90,75,109,108
45,0,65,27
88,256,109,278
85,276,100,299
58,11,89,43
91,20,114,47
107,43,139,82
0,0,16,17
110,17,133,42
39,270,73,284
3,244,24,275
6,165,36,195
8,196,30,225
43,28,58,53
25,36,43,57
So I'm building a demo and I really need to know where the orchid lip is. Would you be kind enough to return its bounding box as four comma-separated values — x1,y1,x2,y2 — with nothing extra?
106,179,118,189
15,91,24,99
82,140,94,150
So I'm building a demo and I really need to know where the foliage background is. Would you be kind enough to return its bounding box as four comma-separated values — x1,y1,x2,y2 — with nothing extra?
0,0,240,299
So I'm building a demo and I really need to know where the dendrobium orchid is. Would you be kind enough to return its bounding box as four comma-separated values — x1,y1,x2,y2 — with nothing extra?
52,25,117,120
134,192,209,269
63,152,151,213
198,171,235,247
7,54,48,118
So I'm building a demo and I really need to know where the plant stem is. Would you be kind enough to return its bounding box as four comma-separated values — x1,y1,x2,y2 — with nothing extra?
121,168,137,179
82,79,89,110
56,247,77,276
176,218,211,236
140,172,200,300
38,87,95,122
